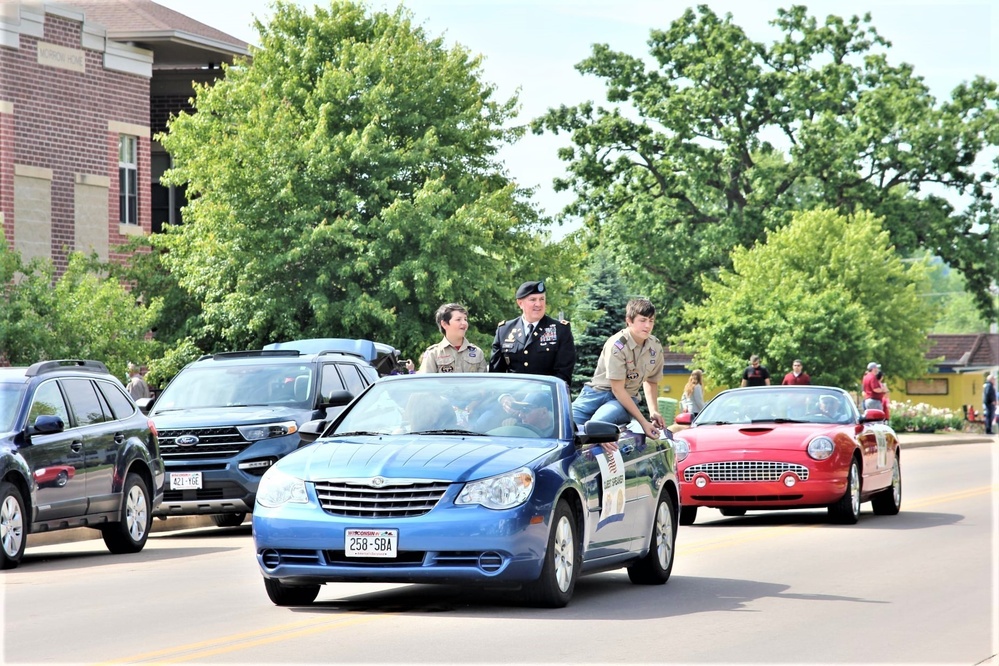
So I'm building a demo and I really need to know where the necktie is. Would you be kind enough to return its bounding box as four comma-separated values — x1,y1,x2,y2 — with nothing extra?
526,323,534,340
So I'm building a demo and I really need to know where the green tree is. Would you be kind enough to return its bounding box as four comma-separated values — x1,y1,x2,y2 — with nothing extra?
569,249,630,394
677,208,935,389
0,240,159,379
534,4,998,325
158,0,568,356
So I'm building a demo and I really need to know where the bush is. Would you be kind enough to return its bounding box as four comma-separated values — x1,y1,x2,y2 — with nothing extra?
888,400,963,433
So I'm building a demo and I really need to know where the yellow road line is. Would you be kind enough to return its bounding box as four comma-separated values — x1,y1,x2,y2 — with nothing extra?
678,484,997,555
96,614,386,665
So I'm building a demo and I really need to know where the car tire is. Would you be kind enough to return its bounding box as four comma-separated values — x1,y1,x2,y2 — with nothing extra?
828,457,861,524
264,577,320,606
101,472,152,554
871,453,901,515
55,471,69,487
627,491,676,585
719,508,746,517
0,482,27,570
523,499,580,608
679,505,698,526
212,512,247,528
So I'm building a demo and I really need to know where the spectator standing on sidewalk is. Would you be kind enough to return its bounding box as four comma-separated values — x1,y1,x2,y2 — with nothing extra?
862,362,888,410
126,363,150,401
781,359,811,385
983,373,997,435
740,355,771,387
680,369,705,418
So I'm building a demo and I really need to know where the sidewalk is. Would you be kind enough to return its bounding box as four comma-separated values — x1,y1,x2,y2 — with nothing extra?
897,431,996,448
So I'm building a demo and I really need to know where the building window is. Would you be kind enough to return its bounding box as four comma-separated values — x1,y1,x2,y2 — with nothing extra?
151,151,185,233
119,135,138,225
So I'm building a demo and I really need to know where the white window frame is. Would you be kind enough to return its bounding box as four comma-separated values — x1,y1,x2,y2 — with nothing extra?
119,135,138,225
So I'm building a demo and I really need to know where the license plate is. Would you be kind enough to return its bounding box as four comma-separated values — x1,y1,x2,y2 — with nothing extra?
345,528,397,558
169,472,202,490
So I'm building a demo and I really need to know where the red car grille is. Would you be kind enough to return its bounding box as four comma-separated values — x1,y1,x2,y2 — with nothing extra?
684,461,810,482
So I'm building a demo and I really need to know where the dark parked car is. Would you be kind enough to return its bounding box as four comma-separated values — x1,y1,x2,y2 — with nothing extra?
253,373,680,608
0,359,164,569
143,348,378,527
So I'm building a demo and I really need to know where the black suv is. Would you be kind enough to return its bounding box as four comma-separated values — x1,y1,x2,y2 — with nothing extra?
144,348,378,527
0,360,165,569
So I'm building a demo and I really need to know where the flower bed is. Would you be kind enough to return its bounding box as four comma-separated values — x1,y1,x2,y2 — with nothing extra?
887,400,963,433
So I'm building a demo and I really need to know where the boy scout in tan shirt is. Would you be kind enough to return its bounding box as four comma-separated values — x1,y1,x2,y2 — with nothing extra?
418,303,486,373
571,298,665,439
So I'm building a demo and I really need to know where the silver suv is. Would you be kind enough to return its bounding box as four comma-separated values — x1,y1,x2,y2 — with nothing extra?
0,360,164,569
144,348,377,527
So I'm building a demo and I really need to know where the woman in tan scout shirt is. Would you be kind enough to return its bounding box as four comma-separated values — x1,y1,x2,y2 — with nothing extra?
418,303,486,373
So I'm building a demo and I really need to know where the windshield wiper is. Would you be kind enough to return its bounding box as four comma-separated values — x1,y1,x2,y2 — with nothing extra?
411,429,483,436
332,430,383,437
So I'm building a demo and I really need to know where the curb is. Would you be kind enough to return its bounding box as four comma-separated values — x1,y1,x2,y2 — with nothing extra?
26,514,243,549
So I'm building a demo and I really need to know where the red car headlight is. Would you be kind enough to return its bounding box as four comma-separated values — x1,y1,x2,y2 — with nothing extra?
807,436,835,460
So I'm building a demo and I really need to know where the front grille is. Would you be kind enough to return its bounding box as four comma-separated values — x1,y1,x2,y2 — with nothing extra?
684,461,810,483
158,427,251,461
163,488,225,502
314,480,450,517
324,551,426,566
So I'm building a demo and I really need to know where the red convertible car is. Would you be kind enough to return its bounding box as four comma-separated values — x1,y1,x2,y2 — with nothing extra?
671,385,900,525
33,465,76,488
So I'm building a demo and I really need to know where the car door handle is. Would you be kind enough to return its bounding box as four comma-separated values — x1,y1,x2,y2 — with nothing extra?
70,441,83,453
114,433,124,444
620,444,635,455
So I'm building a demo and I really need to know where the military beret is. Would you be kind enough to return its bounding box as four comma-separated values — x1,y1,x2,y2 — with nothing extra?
516,281,545,299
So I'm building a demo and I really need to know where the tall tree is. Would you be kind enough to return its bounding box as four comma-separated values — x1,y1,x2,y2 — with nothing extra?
534,4,998,324
569,249,630,394
677,208,935,389
158,0,568,355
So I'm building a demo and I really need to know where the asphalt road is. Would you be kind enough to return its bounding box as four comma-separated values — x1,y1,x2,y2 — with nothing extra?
3,437,996,665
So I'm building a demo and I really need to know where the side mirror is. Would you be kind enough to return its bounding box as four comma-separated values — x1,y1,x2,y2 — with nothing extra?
134,397,153,415
319,390,354,409
861,408,886,422
28,414,65,437
674,412,693,426
298,419,328,445
575,420,621,446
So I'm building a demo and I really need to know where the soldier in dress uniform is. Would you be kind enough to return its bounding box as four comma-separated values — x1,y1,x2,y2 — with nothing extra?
418,303,486,373
488,281,575,384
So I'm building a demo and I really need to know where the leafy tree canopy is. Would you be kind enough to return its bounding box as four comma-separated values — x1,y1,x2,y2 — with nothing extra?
158,0,573,357
0,240,159,380
534,4,998,325
569,249,631,395
677,208,935,390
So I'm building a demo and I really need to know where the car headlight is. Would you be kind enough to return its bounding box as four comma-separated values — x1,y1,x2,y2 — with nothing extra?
456,467,534,510
255,467,309,507
673,438,690,462
237,421,298,441
807,436,835,460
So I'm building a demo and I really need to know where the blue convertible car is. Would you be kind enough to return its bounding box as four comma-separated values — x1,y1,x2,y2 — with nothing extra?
252,374,680,607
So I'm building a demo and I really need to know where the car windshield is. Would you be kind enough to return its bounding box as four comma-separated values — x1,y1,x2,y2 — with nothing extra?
332,375,561,439
0,382,26,432
696,387,856,425
152,363,315,412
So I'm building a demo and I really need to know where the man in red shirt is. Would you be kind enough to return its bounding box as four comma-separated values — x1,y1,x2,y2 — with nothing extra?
781,359,811,385
862,362,887,410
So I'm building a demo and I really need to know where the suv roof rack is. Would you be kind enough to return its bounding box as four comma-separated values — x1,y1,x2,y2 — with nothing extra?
317,349,366,360
26,359,109,377
201,350,303,361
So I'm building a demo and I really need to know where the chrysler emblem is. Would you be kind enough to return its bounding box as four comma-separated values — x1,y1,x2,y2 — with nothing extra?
370,476,386,488
175,435,200,447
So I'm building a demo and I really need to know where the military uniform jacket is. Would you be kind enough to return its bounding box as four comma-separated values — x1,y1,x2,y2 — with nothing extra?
488,314,575,384
418,338,486,373
587,328,664,397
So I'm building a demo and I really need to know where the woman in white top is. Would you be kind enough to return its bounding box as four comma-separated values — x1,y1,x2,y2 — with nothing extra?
680,369,705,417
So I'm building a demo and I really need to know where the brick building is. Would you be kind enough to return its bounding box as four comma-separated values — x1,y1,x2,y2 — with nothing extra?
0,0,247,271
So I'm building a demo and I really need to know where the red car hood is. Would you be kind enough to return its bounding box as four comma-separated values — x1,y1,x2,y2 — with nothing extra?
676,423,848,454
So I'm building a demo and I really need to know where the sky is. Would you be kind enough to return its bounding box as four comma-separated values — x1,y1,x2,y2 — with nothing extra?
154,0,998,231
